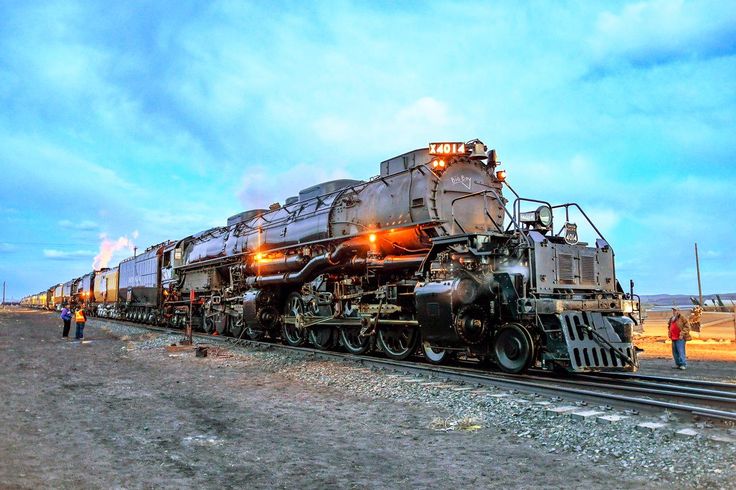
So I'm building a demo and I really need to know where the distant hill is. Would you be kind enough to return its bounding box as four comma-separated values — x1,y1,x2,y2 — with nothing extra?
639,293,736,306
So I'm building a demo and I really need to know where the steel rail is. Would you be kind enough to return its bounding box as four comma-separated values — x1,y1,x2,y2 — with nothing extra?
580,371,736,390
511,374,736,404
219,335,736,422
523,370,736,400
88,317,736,422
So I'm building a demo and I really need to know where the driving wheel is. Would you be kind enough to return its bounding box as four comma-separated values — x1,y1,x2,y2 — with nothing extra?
281,292,307,346
493,323,534,373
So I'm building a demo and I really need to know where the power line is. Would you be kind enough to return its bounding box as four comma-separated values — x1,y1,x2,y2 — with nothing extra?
0,241,99,246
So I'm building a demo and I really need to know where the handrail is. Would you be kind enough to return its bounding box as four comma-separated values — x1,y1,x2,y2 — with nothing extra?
506,191,611,253
450,190,501,233
509,196,554,233
449,189,531,248
550,203,610,247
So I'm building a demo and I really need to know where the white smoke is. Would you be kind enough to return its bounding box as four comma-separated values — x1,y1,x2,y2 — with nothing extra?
92,230,139,270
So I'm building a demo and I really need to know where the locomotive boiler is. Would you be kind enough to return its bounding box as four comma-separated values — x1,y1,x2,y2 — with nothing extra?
25,138,640,374
164,139,638,373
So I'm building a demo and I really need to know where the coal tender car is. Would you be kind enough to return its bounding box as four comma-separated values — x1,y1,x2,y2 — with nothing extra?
24,139,639,374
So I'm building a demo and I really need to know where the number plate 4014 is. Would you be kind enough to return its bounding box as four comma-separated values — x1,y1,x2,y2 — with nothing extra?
429,142,466,155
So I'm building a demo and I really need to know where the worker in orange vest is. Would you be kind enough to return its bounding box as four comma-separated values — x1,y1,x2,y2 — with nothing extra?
74,307,87,340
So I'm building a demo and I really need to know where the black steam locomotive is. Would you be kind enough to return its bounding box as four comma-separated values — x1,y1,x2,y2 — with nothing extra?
25,139,640,373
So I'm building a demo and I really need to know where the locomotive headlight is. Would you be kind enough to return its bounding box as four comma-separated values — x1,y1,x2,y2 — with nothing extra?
537,206,552,227
369,233,377,243
520,205,553,228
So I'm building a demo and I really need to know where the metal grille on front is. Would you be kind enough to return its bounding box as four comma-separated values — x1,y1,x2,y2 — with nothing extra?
557,253,575,283
580,255,595,284
560,311,635,371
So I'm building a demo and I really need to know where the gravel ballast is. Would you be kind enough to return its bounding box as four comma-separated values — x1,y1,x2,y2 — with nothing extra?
1,310,733,489
96,318,736,488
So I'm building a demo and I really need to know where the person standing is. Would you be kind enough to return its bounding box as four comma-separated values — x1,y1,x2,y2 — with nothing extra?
668,307,691,370
60,304,72,338
74,307,87,341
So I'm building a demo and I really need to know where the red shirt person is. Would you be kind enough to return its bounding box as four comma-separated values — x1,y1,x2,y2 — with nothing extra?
667,307,690,370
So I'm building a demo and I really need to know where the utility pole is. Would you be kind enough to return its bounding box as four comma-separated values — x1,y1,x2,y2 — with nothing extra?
2,281,5,307
694,242,703,306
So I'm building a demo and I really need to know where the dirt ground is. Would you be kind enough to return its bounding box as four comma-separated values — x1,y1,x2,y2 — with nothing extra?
1,309,734,489
643,310,736,342
0,309,661,489
636,336,736,363
635,309,736,377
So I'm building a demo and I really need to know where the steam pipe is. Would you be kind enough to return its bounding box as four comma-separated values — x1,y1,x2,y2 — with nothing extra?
246,241,367,287
348,254,425,271
250,254,309,275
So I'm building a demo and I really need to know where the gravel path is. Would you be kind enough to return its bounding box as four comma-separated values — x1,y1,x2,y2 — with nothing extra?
1,310,734,489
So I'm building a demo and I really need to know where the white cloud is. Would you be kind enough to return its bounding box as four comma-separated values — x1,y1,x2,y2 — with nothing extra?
589,0,736,70
313,116,352,143
0,243,17,253
1,134,144,196
58,219,99,231
43,249,96,260
237,162,355,211
312,97,461,152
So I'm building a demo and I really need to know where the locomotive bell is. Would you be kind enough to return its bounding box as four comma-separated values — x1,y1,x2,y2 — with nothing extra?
468,142,487,159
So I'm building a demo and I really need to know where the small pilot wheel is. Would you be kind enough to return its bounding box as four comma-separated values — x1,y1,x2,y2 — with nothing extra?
493,324,534,374
281,292,307,346
422,341,449,365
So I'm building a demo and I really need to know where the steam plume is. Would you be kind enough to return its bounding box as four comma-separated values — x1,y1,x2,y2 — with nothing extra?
92,231,138,270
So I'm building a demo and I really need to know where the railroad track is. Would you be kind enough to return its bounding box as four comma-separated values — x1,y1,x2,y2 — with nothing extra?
92,317,736,423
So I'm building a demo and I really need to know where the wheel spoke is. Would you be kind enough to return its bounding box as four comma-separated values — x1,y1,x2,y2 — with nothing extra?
339,327,370,354
309,326,333,350
377,327,418,360
282,292,307,346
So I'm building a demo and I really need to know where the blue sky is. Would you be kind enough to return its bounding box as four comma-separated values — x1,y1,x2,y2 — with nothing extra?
1,0,734,299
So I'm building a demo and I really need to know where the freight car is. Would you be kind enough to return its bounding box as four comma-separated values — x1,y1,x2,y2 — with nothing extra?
26,139,640,374
93,267,118,318
51,284,63,310
118,242,174,323
75,271,96,310
61,278,81,308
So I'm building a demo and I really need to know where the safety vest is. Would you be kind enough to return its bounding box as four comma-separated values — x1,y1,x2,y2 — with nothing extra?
75,310,86,322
